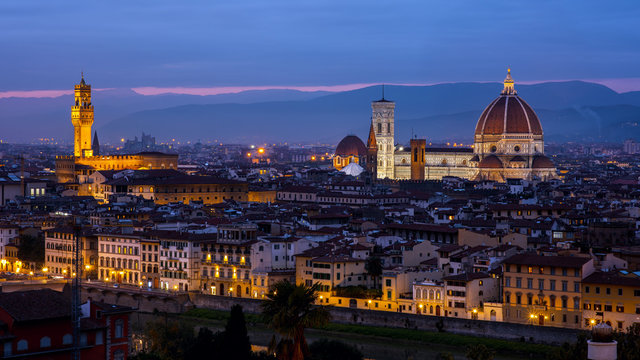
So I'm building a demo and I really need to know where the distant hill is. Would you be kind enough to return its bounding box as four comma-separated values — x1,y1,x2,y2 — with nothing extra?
99,81,640,144
0,88,329,143
2,81,640,144
397,105,640,144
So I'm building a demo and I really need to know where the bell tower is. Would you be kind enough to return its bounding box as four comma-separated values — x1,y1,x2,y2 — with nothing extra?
72,74,94,157
371,85,395,179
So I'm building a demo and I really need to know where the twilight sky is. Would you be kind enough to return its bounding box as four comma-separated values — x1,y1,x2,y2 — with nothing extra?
1,0,639,94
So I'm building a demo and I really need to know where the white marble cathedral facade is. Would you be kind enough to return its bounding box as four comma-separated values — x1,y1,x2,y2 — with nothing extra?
369,70,557,182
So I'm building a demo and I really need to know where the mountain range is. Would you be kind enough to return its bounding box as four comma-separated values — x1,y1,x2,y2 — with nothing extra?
2,81,640,145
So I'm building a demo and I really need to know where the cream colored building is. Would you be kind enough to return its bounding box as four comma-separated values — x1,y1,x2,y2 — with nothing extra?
97,232,141,285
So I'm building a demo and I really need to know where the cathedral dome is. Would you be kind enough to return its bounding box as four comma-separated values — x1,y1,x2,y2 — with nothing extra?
532,155,555,169
478,155,503,169
335,135,367,157
474,70,543,137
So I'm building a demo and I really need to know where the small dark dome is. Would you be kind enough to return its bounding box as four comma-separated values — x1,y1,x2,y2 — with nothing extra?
478,155,503,169
335,135,367,157
510,155,526,162
532,155,554,169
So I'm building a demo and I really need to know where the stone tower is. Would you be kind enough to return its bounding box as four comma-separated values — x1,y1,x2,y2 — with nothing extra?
410,138,426,180
72,74,94,158
371,87,395,179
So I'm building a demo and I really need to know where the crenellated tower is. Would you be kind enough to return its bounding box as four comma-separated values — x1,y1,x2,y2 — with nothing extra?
72,74,94,157
371,86,395,179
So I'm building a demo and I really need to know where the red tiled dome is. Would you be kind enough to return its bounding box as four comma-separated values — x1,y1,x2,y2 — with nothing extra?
335,135,367,157
478,155,503,169
474,95,543,137
532,155,554,169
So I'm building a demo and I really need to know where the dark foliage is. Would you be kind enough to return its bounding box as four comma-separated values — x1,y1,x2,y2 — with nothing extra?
308,339,363,360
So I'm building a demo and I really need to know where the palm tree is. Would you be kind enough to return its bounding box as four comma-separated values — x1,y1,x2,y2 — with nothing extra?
261,281,330,360
365,256,383,290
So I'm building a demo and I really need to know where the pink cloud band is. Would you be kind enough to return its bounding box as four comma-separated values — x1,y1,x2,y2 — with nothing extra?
2,79,639,99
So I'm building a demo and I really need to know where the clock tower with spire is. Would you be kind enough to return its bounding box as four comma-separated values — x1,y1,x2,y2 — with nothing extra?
72,74,94,157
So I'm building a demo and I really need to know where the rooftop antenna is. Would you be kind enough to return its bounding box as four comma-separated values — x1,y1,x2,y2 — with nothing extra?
382,84,385,100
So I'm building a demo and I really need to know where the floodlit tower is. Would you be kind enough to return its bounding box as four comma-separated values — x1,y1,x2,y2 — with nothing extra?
72,74,94,157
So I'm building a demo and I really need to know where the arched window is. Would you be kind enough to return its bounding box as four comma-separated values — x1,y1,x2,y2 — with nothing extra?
436,291,441,300
17,340,28,351
40,336,51,348
62,334,72,345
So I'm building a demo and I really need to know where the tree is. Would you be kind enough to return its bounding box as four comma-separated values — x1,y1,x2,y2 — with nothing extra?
436,353,454,360
186,327,219,360
365,256,383,290
222,304,252,360
613,323,640,360
308,339,363,360
261,281,331,360
145,319,195,360
465,344,495,360
17,235,44,266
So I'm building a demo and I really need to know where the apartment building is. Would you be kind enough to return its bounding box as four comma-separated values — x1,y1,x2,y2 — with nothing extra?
200,224,256,296
581,270,640,331
443,272,499,319
97,232,141,285
0,224,19,267
414,280,445,316
296,246,368,302
502,254,594,328
155,231,202,292
141,238,160,288
45,227,98,277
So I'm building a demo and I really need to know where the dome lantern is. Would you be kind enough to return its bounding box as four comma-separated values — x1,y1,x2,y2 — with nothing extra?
501,68,516,95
